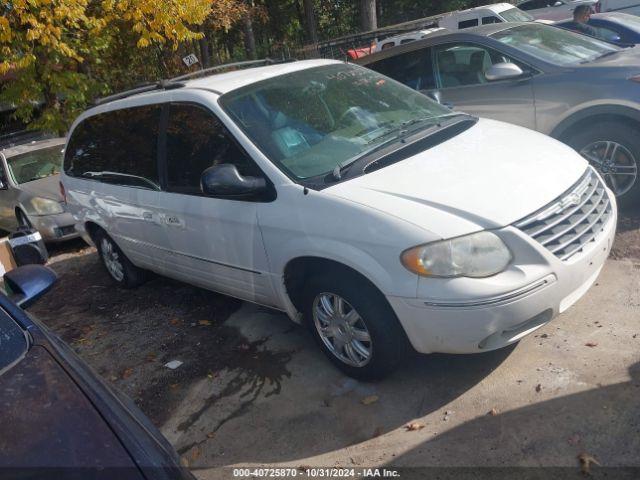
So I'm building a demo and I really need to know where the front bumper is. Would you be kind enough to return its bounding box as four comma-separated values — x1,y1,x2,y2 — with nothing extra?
29,212,80,242
387,205,617,355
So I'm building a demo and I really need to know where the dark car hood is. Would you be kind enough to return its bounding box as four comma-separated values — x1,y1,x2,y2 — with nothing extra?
0,345,144,475
582,46,640,67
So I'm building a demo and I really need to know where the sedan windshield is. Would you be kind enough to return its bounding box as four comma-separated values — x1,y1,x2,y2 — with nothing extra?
491,23,620,65
7,145,63,184
220,64,452,180
500,8,534,22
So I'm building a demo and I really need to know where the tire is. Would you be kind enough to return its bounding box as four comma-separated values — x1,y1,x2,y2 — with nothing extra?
94,229,147,288
301,271,409,380
566,121,640,208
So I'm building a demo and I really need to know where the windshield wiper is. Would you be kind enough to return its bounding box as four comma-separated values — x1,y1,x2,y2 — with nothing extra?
331,113,469,181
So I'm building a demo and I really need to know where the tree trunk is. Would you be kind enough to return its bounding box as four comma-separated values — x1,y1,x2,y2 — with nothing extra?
242,14,257,59
360,0,377,31
302,0,319,44
199,32,211,68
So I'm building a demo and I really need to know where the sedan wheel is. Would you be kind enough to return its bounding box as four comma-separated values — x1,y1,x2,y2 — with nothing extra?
312,292,372,367
580,140,638,197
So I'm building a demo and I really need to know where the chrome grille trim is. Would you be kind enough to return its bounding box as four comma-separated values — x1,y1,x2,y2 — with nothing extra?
514,168,613,262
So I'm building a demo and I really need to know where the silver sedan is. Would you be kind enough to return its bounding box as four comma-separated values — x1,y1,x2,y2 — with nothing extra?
358,22,640,206
0,138,79,241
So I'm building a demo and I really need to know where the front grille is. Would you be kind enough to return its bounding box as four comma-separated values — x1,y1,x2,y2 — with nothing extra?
514,168,613,262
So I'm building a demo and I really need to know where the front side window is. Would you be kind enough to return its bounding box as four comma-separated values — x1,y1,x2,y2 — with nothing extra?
220,64,451,180
492,23,619,65
434,43,517,88
367,48,436,91
165,103,259,194
500,7,535,22
7,146,63,185
482,16,502,25
64,105,161,190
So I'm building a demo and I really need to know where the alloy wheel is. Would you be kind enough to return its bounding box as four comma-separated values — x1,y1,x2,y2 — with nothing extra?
101,238,124,282
580,141,638,197
312,292,372,367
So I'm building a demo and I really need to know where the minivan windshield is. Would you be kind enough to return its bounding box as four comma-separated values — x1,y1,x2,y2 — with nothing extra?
220,64,453,180
492,23,620,65
7,145,63,184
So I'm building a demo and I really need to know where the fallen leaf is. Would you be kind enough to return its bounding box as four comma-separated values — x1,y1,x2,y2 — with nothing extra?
198,320,212,326
190,447,201,461
585,342,598,348
169,383,180,390
405,422,425,431
170,318,181,326
488,408,499,416
361,395,379,405
535,384,542,393
540,333,548,338
146,353,157,362
164,360,183,370
206,432,215,439
577,452,600,475
121,368,133,379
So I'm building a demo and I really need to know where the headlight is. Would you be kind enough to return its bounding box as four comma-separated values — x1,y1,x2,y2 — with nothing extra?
28,197,64,215
401,231,512,278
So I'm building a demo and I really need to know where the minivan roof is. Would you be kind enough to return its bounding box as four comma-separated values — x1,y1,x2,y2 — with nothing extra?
184,59,341,94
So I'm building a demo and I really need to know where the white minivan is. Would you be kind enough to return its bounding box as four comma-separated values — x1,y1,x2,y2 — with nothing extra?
62,60,616,379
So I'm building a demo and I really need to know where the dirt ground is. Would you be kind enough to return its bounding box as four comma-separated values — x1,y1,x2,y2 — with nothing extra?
29,209,640,477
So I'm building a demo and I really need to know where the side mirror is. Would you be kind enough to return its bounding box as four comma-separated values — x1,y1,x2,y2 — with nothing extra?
200,164,267,198
553,1,563,6
485,62,525,81
4,265,57,308
425,90,455,109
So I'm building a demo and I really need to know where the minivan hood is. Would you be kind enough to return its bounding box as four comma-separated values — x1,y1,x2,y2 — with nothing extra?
324,119,587,239
17,174,61,201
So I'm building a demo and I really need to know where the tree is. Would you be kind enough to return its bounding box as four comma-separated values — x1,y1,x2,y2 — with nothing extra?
360,0,377,31
0,0,214,133
302,0,319,44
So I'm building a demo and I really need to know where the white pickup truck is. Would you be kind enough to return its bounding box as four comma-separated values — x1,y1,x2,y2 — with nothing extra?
438,3,535,30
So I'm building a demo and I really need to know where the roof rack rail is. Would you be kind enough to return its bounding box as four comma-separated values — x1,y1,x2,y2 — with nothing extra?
93,80,185,106
92,57,295,107
169,57,294,82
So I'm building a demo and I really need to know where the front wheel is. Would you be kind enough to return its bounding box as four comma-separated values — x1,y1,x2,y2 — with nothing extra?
302,272,409,380
567,121,640,207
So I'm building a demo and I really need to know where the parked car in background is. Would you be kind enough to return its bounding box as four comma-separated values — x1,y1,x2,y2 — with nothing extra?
517,0,599,21
62,59,615,379
374,28,446,52
358,22,640,205
557,11,640,45
439,3,535,30
599,0,640,15
0,137,79,241
0,265,193,479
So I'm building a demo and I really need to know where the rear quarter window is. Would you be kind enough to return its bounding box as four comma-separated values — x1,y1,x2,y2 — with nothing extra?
64,105,161,190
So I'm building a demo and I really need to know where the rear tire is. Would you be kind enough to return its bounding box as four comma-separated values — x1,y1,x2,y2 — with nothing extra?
566,121,640,208
301,271,409,380
94,229,147,288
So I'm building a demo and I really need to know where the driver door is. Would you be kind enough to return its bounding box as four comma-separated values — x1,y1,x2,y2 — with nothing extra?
427,42,536,130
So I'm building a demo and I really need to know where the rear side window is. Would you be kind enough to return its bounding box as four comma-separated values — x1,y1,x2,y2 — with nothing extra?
366,48,436,91
458,19,479,29
482,16,502,24
165,103,259,195
64,105,161,190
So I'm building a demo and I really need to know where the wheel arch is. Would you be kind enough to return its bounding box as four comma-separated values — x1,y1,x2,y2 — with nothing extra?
551,105,640,141
283,256,392,317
